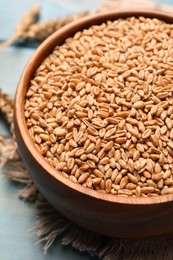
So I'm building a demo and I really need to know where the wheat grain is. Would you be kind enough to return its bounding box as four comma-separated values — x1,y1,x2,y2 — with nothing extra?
25,16,173,196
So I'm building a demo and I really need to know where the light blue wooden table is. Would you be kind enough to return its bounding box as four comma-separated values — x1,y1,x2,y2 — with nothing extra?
0,0,173,259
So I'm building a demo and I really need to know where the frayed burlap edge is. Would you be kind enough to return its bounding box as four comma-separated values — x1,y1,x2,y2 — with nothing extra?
1,0,173,258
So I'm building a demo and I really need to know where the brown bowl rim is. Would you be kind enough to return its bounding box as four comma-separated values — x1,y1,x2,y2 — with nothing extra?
15,9,173,206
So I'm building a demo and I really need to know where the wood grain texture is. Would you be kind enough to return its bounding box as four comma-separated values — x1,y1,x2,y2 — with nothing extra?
14,10,173,239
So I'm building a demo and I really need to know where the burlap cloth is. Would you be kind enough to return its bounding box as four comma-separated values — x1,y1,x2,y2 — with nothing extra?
1,1,173,259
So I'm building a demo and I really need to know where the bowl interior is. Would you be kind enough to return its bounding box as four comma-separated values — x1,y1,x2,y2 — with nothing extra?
15,10,173,206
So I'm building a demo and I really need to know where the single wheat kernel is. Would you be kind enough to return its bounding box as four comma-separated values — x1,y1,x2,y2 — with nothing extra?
77,172,90,184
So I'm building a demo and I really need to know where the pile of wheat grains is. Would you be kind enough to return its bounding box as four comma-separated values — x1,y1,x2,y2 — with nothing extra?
25,16,173,197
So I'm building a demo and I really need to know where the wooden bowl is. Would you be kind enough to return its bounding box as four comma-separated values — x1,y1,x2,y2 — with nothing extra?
14,10,173,238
